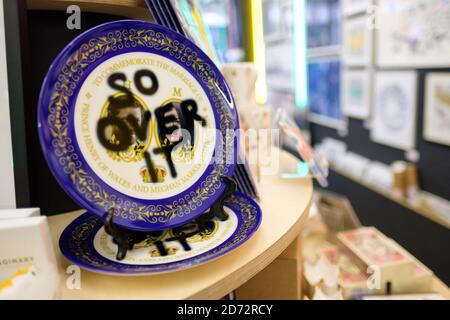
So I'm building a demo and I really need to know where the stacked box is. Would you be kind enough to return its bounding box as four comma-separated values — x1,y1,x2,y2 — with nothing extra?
337,227,433,295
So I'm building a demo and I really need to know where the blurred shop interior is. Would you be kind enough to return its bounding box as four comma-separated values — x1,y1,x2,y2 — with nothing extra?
198,0,450,298
2,0,450,300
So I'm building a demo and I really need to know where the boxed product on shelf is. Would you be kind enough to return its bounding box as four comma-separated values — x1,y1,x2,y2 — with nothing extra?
0,216,59,299
363,162,393,192
303,244,373,300
337,227,415,287
337,227,433,294
386,239,434,293
311,279,345,300
339,152,371,180
320,246,371,299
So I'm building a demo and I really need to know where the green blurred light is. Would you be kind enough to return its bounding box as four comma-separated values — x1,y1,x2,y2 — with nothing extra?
281,161,310,179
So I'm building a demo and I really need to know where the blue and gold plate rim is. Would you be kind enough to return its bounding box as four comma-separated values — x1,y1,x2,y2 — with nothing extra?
38,20,238,231
59,192,261,275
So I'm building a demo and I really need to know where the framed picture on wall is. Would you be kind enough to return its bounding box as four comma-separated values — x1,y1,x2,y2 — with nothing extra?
307,58,343,127
262,0,283,42
371,71,418,151
342,0,372,17
342,69,371,120
266,41,294,92
306,0,341,49
377,0,450,68
424,73,450,146
343,15,373,66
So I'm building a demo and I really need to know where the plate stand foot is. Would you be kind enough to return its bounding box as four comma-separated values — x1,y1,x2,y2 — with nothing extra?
103,175,237,261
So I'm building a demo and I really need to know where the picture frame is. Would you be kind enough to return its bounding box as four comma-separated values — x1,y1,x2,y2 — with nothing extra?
376,0,450,68
262,0,283,43
306,0,341,49
424,73,450,146
343,15,373,66
342,0,372,17
371,71,418,151
307,57,344,128
342,69,372,119
266,41,294,92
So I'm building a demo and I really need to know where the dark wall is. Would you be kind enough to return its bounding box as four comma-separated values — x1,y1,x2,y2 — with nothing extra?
310,69,450,285
25,11,125,215
315,172,450,286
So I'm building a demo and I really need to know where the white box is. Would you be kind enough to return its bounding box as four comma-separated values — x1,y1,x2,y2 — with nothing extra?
0,208,40,220
0,216,59,299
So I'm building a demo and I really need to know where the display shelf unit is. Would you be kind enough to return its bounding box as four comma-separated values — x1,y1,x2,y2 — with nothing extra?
48,151,313,300
331,167,450,230
302,225,450,299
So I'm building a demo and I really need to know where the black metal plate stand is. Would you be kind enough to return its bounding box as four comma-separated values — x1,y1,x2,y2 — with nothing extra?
104,176,237,261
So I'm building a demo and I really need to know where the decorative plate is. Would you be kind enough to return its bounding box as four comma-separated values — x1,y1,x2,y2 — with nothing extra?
38,20,238,231
59,192,261,275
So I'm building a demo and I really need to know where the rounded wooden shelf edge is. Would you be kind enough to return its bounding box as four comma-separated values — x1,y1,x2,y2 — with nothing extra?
191,182,312,300
48,151,313,300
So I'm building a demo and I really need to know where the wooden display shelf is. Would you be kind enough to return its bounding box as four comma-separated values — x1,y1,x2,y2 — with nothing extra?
48,151,312,300
331,167,450,230
26,0,152,20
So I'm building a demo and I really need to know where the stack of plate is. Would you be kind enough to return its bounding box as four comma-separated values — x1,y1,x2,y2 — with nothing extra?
38,21,261,275
145,0,260,199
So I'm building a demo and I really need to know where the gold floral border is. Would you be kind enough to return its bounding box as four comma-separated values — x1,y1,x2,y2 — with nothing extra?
68,193,259,272
48,27,236,224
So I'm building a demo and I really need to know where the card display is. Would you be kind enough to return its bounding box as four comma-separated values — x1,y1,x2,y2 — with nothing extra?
371,71,417,151
424,73,450,146
377,0,450,68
